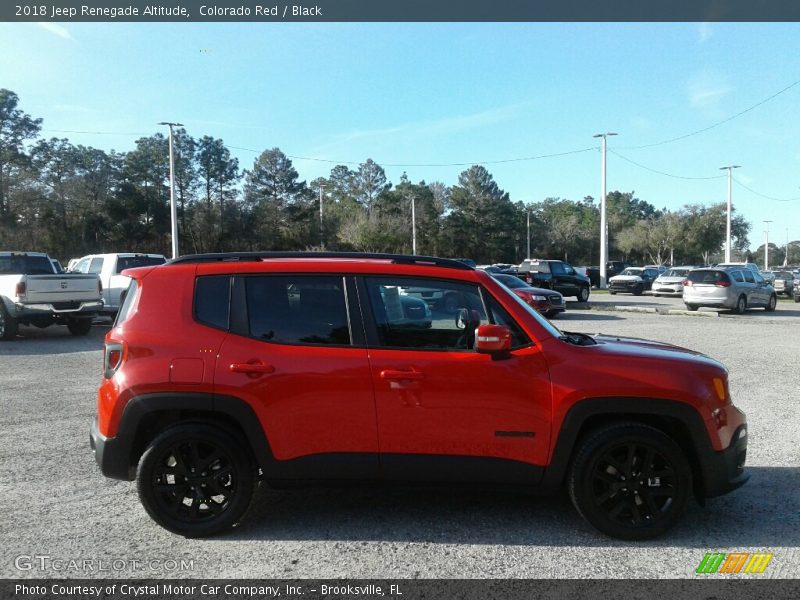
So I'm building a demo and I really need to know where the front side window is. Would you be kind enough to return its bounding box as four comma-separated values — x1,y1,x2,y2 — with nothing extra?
246,275,350,346
89,257,104,274
366,278,487,350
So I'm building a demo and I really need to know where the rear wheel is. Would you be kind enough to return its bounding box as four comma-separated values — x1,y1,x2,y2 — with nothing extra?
568,423,692,540
684,304,698,312
0,305,18,341
765,294,777,312
67,318,92,336
734,295,747,315
577,286,590,302
137,424,255,537
609,291,617,295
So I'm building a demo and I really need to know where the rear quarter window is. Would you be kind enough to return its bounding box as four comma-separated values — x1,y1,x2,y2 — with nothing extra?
194,276,231,330
115,279,138,326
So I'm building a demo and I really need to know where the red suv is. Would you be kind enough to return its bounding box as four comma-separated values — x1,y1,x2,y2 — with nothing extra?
91,252,748,540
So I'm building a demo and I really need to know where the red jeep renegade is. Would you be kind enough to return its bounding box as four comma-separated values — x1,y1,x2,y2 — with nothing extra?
90,252,748,539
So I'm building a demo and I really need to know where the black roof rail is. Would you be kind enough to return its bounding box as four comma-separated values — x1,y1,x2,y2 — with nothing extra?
166,252,474,270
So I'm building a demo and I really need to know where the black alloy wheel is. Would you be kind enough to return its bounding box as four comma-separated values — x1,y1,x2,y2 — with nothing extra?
569,423,692,540
137,425,255,537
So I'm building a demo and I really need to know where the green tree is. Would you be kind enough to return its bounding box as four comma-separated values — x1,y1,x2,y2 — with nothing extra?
0,89,41,225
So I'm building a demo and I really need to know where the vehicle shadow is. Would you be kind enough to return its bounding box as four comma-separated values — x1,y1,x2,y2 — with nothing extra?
0,324,109,355
221,466,799,548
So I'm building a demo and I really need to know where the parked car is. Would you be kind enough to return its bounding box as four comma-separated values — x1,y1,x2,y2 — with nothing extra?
766,271,795,297
0,251,103,340
683,267,777,314
794,277,800,303
517,259,591,302
92,251,748,541
71,253,166,315
608,267,660,295
715,262,774,284
492,273,566,318
651,267,694,297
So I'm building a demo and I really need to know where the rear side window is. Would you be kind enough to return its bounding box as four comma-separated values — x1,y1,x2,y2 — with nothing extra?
115,279,138,326
116,255,166,273
245,276,350,346
731,270,744,283
742,270,755,284
195,276,231,330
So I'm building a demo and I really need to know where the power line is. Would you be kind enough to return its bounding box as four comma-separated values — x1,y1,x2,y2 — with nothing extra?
618,77,800,150
41,128,151,136
732,176,800,202
609,149,725,180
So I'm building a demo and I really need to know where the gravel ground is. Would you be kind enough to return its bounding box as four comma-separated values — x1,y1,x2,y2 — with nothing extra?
0,306,798,580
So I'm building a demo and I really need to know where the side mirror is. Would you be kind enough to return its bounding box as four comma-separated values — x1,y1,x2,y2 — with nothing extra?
475,324,511,355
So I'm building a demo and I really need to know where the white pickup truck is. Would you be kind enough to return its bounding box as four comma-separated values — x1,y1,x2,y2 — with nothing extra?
0,251,103,340
70,253,166,315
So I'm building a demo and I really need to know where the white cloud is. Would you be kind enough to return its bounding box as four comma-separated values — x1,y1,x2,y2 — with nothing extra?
687,71,732,110
36,22,75,42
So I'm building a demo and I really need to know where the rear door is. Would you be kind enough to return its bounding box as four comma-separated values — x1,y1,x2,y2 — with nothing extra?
361,276,552,483
213,273,380,479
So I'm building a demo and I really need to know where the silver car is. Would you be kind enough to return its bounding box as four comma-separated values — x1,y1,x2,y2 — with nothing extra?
767,270,795,297
652,266,693,297
683,267,778,314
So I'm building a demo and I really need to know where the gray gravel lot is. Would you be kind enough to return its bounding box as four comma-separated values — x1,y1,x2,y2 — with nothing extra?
0,305,798,580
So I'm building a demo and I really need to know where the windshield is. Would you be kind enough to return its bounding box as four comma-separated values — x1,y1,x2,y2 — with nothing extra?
493,274,527,289
492,277,562,339
619,268,643,276
665,268,690,277
116,255,166,273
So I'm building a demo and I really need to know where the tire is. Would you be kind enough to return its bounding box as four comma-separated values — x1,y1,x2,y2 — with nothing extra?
67,318,93,336
568,423,692,540
795,295,800,303
765,294,777,312
652,293,660,298
685,304,698,312
137,424,255,537
0,304,19,341
633,286,644,296
577,286,590,303
609,291,617,295
734,295,746,315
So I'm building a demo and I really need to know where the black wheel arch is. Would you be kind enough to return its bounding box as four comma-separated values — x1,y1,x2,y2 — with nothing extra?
541,397,715,500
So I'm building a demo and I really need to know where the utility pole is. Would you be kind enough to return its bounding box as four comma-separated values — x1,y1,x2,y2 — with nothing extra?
593,132,617,288
159,121,183,259
719,165,741,263
784,228,789,267
763,220,773,271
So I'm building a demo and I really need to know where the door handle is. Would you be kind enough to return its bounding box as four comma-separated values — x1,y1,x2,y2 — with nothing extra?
230,362,275,375
380,369,424,381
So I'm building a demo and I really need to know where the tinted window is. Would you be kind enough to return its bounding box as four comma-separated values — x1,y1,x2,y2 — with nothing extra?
688,270,730,285
195,276,231,330
731,270,745,283
493,274,526,289
0,255,54,275
742,270,755,284
89,257,104,274
116,255,166,273
550,262,565,275
367,278,486,350
246,276,350,345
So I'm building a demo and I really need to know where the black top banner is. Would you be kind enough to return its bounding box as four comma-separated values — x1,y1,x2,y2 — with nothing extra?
4,0,800,22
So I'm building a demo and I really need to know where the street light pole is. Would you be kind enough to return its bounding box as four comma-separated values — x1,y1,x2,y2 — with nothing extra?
159,121,183,259
593,132,617,288
411,194,417,255
318,184,324,249
764,220,773,271
719,165,741,263
526,208,531,260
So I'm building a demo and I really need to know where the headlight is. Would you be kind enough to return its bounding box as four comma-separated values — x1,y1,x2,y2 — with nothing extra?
531,295,546,301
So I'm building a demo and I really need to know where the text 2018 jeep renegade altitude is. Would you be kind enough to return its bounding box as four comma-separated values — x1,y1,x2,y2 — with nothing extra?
91,252,748,540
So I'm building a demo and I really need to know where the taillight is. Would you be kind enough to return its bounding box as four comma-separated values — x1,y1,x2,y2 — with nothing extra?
683,279,692,287
98,280,103,294
104,342,124,379
15,281,26,296
715,280,731,288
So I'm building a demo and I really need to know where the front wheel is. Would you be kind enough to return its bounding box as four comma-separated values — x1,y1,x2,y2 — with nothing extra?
765,294,777,312
67,318,93,336
577,286,590,302
137,424,255,537
0,304,19,341
568,423,692,540
685,304,698,312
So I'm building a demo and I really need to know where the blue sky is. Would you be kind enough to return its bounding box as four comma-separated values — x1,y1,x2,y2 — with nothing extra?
1,22,799,251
